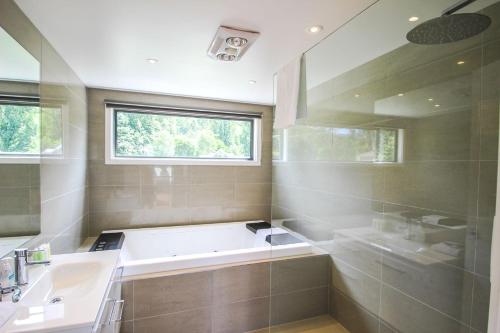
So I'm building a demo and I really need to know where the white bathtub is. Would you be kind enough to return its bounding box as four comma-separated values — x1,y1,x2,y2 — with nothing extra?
109,221,312,277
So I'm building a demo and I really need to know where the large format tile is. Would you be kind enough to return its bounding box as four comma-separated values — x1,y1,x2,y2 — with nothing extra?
213,297,270,333
271,287,329,326
381,253,473,325
331,260,381,315
271,255,330,295
213,262,270,305
133,271,212,318
380,284,469,333
330,288,379,333
133,308,211,333
470,274,490,333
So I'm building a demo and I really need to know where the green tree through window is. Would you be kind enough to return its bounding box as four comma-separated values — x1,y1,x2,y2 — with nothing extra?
115,110,253,159
0,104,40,155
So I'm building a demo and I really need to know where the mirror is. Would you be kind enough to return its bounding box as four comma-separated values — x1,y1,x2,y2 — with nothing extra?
0,26,40,257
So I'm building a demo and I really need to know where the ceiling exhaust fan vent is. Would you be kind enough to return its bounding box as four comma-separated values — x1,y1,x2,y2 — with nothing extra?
207,26,259,62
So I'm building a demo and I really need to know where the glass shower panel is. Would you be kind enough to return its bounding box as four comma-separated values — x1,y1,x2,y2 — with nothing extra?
271,0,500,332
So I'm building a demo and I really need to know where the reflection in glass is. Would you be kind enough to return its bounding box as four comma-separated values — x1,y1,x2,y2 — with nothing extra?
0,25,40,255
272,0,500,332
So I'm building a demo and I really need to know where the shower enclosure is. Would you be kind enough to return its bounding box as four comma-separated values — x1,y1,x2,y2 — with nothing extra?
271,0,500,332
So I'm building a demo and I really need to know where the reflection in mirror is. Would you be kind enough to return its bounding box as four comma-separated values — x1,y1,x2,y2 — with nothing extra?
0,26,40,257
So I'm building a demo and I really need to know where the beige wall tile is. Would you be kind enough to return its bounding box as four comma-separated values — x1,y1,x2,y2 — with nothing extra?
87,88,272,231
270,287,329,326
271,255,330,295
188,183,235,207
133,271,212,318
235,183,272,206
213,262,270,304
213,297,270,333
133,308,211,333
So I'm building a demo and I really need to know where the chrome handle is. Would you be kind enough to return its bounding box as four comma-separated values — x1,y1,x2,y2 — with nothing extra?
107,299,124,325
112,300,125,322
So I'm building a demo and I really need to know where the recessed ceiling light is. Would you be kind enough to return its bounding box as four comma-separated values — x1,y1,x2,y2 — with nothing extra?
408,16,419,22
248,80,256,85
427,98,433,101
398,93,404,97
434,104,441,107
307,25,323,34
354,94,360,98
146,58,159,64
457,60,465,65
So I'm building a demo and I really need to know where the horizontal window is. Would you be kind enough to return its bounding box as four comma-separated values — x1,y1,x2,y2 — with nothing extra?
0,95,66,164
0,96,40,164
105,103,262,166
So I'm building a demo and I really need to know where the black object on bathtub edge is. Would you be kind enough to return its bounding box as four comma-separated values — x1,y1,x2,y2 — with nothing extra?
246,221,272,233
89,232,125,252
265,233,302,246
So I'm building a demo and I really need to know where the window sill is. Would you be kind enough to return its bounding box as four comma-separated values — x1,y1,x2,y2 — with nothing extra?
105,157,261,166
0,156,40,164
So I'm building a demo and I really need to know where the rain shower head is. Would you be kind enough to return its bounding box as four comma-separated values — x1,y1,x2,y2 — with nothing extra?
406,0,491,45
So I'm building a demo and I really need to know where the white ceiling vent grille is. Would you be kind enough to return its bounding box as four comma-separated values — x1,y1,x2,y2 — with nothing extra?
207,26,259,62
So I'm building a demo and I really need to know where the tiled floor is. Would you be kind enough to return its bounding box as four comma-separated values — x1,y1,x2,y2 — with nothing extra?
250,315,350,333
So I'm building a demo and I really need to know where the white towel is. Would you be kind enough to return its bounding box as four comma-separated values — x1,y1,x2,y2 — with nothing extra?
0,302,16,329
488,215,500,333
274,54,307,129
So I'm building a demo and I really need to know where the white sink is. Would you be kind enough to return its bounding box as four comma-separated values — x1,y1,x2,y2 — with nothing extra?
1,251,120,333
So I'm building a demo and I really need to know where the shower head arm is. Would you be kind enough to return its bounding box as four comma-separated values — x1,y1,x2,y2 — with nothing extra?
442,0,477,16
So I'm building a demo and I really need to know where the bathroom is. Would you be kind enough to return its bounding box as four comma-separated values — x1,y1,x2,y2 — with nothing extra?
0,0,499,332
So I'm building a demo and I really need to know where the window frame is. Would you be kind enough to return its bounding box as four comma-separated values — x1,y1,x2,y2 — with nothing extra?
105,102,262,166
0,95,40,164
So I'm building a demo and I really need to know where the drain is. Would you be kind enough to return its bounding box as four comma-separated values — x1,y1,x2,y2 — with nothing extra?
49,296,63,304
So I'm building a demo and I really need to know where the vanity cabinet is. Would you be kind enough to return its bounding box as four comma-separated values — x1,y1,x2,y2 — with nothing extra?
93,267,124,333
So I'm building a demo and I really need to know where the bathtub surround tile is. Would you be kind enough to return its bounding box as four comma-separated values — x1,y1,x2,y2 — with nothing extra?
121,281,134,322
213,263,270,305
87,88,273,234
270,255,330,295
119,320,133,333
270,287,329,326
123,255,329,332
133,271,212,318
213,297,270,333
133,308,212,333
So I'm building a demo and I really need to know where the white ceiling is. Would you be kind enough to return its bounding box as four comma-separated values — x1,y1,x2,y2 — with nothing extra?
14,0,376,105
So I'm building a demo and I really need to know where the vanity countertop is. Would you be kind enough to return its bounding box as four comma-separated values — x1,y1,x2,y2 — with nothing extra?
0,250,120,333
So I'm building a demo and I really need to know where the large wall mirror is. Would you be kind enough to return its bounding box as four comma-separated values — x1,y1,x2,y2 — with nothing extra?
0,25,40,257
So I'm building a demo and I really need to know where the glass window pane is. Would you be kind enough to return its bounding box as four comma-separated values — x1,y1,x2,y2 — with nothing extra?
115,110,253,159
0,104,40,155
41,106,63,155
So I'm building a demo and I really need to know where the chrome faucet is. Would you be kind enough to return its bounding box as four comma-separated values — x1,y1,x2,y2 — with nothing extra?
14,248,51,286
